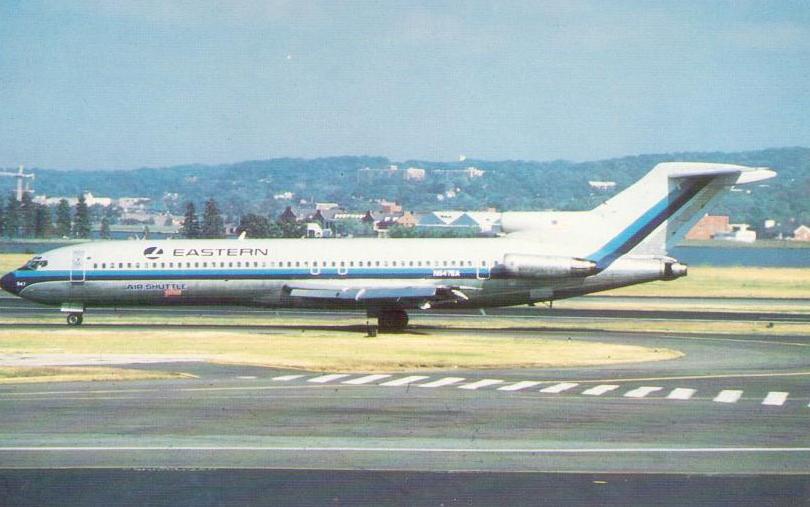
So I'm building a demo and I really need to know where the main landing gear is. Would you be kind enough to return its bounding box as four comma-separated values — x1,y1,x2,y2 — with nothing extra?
66,313,83,326
376,309,409,333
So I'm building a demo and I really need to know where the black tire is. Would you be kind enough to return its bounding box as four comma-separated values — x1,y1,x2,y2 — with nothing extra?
66,313,83,326
377,310,408,332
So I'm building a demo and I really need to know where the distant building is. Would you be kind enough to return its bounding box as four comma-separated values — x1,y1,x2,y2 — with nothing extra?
714,223,756,243
793,225,810,242
278,206,297,223
463,166,485,178
686,215,731,240
378,199,402,214
315,202,339,211
417,211,501,235
404,167,426,181
34,192,113,207
116,197,151,211
396,211,418,228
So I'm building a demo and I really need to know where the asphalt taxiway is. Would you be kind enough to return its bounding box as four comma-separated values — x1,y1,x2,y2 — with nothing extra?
1,301,809,504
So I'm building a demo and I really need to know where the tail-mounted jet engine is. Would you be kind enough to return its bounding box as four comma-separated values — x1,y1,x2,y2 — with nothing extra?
501,254,598,279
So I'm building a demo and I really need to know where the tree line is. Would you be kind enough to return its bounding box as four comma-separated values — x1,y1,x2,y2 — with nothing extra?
0,193,92,239
180,198,306,239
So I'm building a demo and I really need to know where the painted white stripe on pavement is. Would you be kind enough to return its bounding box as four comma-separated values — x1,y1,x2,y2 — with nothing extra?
379,376,430,387
714,390,743,403
624,386,663,398
497,381,542,392
539,382,579,394
418,377,465,388
235,376,257,380
582,385,620,396
762,391,788,406
667,388,696,400
342,374,392,385
3,447,810,454
271,375,304,381
307,374,351,384
458,379,504,390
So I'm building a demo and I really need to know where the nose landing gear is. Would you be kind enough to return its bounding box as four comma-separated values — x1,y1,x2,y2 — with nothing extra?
66,313,83,326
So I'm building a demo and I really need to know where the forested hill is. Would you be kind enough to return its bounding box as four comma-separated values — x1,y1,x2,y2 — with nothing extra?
8,147,810,227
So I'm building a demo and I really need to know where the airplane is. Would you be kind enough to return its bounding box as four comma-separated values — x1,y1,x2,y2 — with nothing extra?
0,162,775,332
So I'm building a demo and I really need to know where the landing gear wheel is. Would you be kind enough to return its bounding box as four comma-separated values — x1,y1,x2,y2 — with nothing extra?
377,310,408,333
66,313,83,326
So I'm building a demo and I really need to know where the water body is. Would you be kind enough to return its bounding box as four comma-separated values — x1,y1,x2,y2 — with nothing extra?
671,246,810,267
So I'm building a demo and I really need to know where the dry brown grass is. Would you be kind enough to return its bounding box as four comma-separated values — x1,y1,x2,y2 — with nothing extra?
0,328,682,372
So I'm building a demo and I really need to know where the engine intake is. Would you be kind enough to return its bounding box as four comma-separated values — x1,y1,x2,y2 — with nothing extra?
501,254,598,279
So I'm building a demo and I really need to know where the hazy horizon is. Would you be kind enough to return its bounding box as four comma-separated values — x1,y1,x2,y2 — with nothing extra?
2,1,809,170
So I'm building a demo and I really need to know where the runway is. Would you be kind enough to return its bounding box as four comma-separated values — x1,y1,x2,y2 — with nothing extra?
1,301,809,503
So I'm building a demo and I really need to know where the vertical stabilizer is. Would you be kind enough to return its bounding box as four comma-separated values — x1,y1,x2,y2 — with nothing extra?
585,163,775,268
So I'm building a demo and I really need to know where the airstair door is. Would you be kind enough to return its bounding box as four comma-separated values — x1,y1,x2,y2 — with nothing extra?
69,250,86,283
476,261,490,280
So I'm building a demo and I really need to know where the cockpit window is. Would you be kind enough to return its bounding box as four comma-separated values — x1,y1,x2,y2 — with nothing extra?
20,256,48,271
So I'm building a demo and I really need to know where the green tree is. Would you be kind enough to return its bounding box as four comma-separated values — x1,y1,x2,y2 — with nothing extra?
201,198,225,239
0,198,5,237
278,220,305,238
55,199,72,238
73,194,91,238
33,205,51,238
19,192,35,238
4,194,20,238
99,216,111,239
181,202,200,239
237,213,273,238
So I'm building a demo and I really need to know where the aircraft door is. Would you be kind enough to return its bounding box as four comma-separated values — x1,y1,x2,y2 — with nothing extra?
310,261,321,276
476,260,490,280
70,250,86,283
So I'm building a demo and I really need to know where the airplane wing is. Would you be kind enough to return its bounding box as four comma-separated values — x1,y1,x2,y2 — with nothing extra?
284,281,472,306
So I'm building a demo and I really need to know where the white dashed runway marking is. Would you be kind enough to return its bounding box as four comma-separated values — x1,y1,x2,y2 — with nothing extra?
762,392,788,406
379,376,430,387
623,386,663,398
666,388,696,400
539,382,579,394
582,385,620,396
307,374,351,384
497,381,542,392
714,390,743,403
458,379,504,390
418,377,466,388
342,374,392,385
270,373,797,410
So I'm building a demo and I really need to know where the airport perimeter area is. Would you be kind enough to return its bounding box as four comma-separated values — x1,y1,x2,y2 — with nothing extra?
1,261,809,503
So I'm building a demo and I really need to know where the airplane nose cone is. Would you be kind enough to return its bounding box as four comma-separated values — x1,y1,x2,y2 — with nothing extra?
0,272,17,295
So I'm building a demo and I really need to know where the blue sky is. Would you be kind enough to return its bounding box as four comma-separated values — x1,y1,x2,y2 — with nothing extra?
1,1,809,169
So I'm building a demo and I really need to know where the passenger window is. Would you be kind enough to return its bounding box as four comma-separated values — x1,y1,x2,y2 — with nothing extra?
93,263,98,269
160,262,165,269
127,263,132,268
358,261,363,267
482,260,487,266
392,261,396,267
101,263,106,269
135,263,140,269
350,261,355,267
331,261,336,267
295,261,300,267
375,261,380,267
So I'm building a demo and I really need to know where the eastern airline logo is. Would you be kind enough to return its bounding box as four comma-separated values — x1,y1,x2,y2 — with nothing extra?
143,246,164,260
